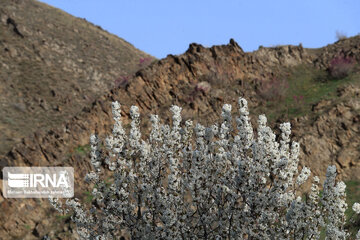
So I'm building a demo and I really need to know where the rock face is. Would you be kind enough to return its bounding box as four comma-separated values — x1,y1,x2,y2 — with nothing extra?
0,0,154,157
0,1,359,238
297,84,360,181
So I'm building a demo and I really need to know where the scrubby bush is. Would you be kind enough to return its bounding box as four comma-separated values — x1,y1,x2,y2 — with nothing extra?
336,31,347,41
328,54,356,79
186,81,211,105
114,75,130,89
138,57,153,67
255,77,289,102
50,98,360,239
195,81,211,94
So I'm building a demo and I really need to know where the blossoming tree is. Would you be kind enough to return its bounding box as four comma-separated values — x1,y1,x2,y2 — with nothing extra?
50,98,360,239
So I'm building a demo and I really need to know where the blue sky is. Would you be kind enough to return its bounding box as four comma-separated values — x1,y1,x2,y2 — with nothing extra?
39,0,359,59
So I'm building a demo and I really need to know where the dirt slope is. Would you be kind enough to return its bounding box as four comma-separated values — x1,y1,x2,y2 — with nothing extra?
0,0,154,156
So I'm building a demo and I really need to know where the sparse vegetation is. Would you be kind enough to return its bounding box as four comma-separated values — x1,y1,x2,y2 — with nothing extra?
138,57,153,67
74,144,91,155
195,81,211,94
336,30,348,41
83,190,95,203
252,64,359,122
0,0,153,157
185,81,211,105
55,213,72,221
114,75,130,89
254,76,289,101
328,54,356,79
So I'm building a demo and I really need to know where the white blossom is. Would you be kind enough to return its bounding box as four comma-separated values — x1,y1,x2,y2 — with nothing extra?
296,166,311,185
353,202,360,214
49,97,358,239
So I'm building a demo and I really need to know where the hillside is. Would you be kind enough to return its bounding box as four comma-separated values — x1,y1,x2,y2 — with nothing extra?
0,0,154,156
0,1,359,238
0,35,359,238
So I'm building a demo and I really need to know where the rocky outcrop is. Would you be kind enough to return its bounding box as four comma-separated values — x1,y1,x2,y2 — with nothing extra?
252,44,313,68
313,36,360,69
296,84,360,182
